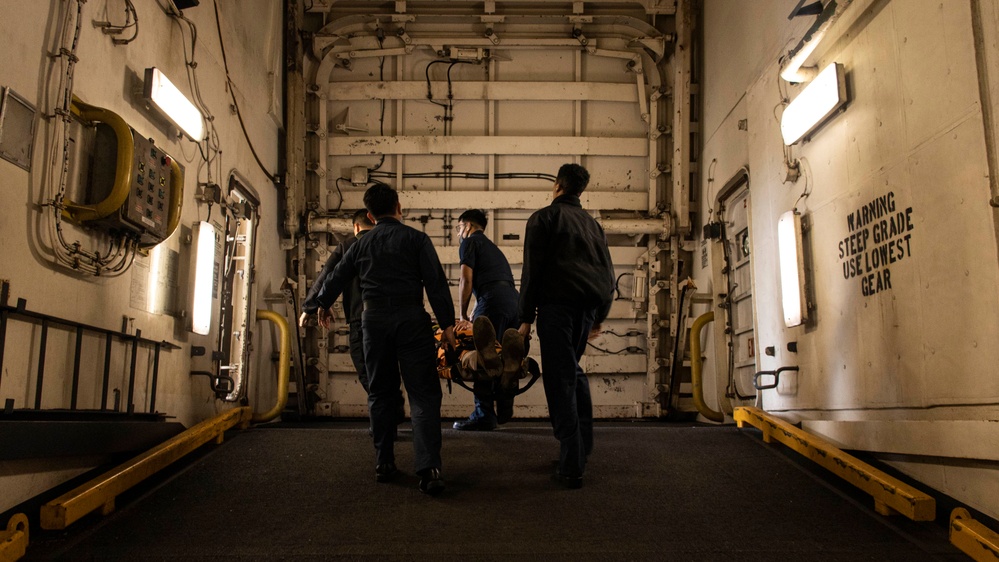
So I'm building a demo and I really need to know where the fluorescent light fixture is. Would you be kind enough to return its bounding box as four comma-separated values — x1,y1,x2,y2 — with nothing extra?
778,211,807,328
780,62,847,145
191,221,218,335
147,244,162,314
143,67,204,141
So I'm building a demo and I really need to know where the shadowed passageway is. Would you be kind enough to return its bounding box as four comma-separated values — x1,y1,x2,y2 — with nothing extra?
25,423,963,560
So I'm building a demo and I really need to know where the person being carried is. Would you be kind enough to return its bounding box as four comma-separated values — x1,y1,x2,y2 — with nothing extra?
439,316,527,388
452,209,522,431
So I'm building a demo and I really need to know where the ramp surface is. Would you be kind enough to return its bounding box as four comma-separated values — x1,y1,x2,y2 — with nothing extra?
26,423,963,560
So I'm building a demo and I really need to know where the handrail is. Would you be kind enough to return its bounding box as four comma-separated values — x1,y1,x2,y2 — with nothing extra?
734,406,935,521
690,311,724,422
753,366,800,390
0,293,178,414
252,310,291,423
63,96,134,223
0,513,28,562
40,407,252,530
0,301,180,349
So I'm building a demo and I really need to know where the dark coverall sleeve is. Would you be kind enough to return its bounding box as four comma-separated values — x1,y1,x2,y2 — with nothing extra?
314,243,359,311
518,212,547,324
594,227,615,325
302,241,348,314
418,236,456,329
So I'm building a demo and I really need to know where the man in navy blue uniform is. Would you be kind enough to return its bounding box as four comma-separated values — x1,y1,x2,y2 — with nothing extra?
300,209,405,428
300,210,371,386
315,183,456,495
518,164,614,489
452,209,520,431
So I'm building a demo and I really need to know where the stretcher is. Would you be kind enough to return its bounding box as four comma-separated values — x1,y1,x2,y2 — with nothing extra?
436,328,541,399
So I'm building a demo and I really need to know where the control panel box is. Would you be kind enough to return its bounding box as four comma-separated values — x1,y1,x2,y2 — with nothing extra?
86,123,183,245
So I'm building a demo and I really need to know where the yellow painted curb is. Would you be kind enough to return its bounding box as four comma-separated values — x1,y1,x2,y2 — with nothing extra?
950,508,999,561
40,407,251,530
734,406,935,521
0,514,28,562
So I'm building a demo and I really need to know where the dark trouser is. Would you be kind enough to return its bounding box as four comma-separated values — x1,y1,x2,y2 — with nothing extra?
536,302,595,478
348,320,368,392
351,319,404,417
363,305,442,473
470,286,519,422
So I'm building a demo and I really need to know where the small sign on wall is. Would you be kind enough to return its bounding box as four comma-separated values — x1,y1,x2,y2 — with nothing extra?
837,191,915,297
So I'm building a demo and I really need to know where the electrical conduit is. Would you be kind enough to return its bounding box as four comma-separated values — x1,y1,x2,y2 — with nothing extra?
690,311,725,422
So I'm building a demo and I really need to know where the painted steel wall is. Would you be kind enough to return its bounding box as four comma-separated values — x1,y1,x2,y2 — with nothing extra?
301,10,673,419
0,0,285,513
702,0,999,520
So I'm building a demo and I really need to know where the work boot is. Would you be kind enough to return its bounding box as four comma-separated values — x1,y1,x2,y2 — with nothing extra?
418,467,445,495
375,462,398,483
472,317,502,377
500,328,525,391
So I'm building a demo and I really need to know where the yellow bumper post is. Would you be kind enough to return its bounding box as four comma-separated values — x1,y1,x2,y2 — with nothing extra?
40,407,252,530
0,514,28,562
734,406,935,521
950,508,999,561
690,311,724,422
252,309,291,423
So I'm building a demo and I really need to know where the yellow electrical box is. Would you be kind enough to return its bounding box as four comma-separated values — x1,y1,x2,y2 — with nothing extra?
63,97,184,248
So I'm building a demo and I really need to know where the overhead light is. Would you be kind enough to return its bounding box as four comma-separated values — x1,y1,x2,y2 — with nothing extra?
190,221,218,335
778,211,807,328
780,62,847,145
143,67,204,141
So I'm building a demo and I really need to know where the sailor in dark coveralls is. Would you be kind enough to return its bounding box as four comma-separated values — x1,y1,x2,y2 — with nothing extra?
452,209,520,431
517,163,614,489
300,209,405,428
300,210,370,387
315,183,457,495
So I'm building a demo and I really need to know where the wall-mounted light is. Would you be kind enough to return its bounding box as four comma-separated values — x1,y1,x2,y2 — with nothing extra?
778,211,807,328
190,221,218,335
780,62,847,145
143,67,204,141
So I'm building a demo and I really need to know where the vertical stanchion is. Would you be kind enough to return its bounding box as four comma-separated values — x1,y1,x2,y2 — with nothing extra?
126,329,140,414
71,326,83,409
34,319,49,409
149,343,161,413
0,309,7,392
101,334,113,410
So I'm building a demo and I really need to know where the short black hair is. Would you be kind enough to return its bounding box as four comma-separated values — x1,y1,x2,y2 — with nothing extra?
362,182,398,218
556,163,590,197
457,209,487,229
351,208,374,227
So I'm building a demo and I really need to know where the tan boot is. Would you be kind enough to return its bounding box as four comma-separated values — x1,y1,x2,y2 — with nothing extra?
500,328,526,390
472,317,502,377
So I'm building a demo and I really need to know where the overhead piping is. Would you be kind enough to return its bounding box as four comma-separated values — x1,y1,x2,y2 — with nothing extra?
781,0,846,83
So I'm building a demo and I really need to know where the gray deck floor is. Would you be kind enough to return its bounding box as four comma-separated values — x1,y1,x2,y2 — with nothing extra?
26,422,965,560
